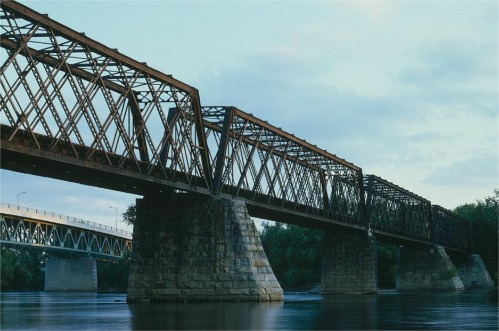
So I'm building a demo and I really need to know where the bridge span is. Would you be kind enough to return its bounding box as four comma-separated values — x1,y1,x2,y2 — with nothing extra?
0,1,493,300
1,203,132,291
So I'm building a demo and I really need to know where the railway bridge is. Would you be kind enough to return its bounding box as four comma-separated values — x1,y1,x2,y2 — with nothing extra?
0,1,493,301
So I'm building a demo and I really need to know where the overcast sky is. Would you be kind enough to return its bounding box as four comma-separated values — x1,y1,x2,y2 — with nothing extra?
1,1,497,231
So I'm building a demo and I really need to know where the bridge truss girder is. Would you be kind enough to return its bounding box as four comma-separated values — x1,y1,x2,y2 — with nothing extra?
1,214,132,258
0,0,213,192
199,106,366,227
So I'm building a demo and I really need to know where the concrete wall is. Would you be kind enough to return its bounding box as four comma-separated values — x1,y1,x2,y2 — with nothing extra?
45,257,97,291
127,193,283,302
396,245,464,291
321,230,378,294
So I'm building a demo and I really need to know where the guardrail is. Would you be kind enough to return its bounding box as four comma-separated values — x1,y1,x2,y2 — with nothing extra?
0,203,132,238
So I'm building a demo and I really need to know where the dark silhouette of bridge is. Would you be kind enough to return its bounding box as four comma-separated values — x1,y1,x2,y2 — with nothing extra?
0,0,470,254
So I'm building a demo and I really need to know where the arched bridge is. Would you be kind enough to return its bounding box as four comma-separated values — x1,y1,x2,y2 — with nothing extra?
0,203,132,259
0,0,470,255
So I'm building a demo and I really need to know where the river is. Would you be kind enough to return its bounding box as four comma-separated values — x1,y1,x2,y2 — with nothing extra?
1,289,497,330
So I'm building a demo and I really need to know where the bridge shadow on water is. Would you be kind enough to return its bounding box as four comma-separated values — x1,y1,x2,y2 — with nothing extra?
127,290,498,330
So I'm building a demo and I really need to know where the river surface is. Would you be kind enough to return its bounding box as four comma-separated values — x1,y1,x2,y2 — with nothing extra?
1,289,497,330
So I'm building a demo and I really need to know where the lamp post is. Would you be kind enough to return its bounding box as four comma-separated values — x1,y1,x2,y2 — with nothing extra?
17,192,26,206
109,206,118,231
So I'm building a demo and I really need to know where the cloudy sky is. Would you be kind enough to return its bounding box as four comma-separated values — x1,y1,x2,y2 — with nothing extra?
1,1,497,231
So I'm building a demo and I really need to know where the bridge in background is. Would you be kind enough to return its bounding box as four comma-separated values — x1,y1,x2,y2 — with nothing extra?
0,203,132,258
1,203,132,291
1,1,491,300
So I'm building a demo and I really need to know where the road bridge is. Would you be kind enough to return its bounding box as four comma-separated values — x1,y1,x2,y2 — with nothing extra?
0,1,493,301
1,203,132,291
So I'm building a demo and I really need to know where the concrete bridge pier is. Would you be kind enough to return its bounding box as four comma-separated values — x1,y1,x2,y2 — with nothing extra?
396,245,464,291
127,193,283,302
321,230,378,294
45,257,97,291
452,254,495,288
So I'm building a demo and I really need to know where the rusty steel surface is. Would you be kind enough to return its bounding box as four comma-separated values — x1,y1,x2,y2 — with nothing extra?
0,1,472,251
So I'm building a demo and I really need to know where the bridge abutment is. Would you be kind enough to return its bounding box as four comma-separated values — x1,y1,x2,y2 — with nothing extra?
321,230,378,294
45,257,97,291
452,254,495,288
127,193,283,302
396,245,464,291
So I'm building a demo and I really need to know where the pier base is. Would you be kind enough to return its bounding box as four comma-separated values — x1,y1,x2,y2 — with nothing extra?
396,245,464,291
45,257,97,291
127,193,283,302
453,254,495,288
321,230,378,294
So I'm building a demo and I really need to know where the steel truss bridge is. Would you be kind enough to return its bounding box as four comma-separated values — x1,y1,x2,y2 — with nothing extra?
0,203,132,258
0,1,471,253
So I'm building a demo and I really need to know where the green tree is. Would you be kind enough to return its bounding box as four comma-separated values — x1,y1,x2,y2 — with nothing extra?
0,247,45,291
454,189,498,284
260,222,322,288
97,254,131,292
122,204,136,226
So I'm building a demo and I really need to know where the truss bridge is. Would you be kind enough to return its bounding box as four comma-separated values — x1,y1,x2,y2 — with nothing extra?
1,1,488,300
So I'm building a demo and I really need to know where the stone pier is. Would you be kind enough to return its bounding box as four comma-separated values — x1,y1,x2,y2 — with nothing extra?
453,254,495,288
127,193,283,302
45,257,97,291
321,230,378,294
396,245,464,291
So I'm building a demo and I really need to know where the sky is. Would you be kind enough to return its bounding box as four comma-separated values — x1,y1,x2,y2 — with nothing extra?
1,0,497,231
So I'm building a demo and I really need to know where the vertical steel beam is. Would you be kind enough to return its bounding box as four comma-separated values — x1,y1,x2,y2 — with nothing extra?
129,93,149,163
191,89,213,193
364,174,374,227
212,107,233,196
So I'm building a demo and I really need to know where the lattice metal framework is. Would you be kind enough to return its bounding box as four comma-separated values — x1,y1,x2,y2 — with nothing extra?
199,106,366,226
0,1,212,191
432,205,471,250
1,215,132,258
0,2,474,250
364,175,432,242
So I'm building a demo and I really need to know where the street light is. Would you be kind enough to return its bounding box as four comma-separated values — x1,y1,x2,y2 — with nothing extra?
17,192,26,206
109,206,118,231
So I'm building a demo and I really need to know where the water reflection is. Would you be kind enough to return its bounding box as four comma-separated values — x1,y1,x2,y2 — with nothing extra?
129,301,283,330
1,290,497,330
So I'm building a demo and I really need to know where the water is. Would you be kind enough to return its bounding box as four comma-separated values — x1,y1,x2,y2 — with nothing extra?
1,290,497,330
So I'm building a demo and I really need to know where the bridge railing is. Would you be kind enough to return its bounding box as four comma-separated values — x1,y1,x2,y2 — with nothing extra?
0,203,132,238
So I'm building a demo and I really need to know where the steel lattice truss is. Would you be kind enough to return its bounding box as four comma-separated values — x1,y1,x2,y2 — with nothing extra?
0,1,212,191
0,1,473,251
432,205,470,250
1,215,132,258
364,175,432,242
199,106,365,225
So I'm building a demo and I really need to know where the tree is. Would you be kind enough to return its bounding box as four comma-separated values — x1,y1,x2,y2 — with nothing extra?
260,222,322,288
122,204,136,226
0,247,45,290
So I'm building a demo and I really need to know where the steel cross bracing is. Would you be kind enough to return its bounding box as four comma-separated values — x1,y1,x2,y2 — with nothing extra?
432,205,471,251
0,1,472,252
364,175,433,243
0,214,132,258
0,1,212,193
197,106,365,227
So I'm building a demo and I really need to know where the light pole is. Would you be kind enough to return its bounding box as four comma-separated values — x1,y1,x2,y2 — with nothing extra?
109,206,118,231
17,192,26,206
